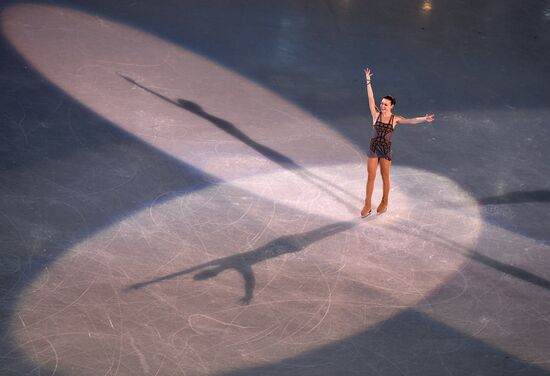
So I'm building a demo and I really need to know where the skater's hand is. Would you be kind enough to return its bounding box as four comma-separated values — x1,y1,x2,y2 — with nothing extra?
364,68,373,82
425,114,435,122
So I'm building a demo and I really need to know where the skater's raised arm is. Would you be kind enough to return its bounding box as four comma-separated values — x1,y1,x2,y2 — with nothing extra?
364,68,378,121
395,114,435,125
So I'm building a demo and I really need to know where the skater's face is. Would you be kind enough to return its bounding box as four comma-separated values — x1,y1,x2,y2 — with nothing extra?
380,98,394,113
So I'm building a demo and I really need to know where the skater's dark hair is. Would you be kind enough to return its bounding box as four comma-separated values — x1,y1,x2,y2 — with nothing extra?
383,95,396,106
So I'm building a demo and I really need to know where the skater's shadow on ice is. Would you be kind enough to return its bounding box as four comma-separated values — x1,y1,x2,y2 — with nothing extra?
126,221,355,304
118,74,360,214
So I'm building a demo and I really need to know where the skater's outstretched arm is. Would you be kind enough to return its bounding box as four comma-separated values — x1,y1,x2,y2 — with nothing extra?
395,114,435,125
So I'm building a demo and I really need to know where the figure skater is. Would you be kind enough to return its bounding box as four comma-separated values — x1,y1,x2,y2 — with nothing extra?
361,68,435,217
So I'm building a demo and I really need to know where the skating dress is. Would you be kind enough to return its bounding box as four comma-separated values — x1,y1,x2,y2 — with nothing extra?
367,113,394,161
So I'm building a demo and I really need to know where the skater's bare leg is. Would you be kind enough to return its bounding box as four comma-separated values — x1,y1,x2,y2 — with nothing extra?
378,158,391,213
362,157,378,216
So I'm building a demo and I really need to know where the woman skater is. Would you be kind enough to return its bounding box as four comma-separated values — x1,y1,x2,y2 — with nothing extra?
361,68,435,217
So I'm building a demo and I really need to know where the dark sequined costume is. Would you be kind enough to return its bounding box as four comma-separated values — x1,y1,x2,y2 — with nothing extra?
367,113,394,161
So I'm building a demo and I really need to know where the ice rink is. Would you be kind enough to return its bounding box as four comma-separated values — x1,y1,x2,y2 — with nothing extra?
1,1,549,375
